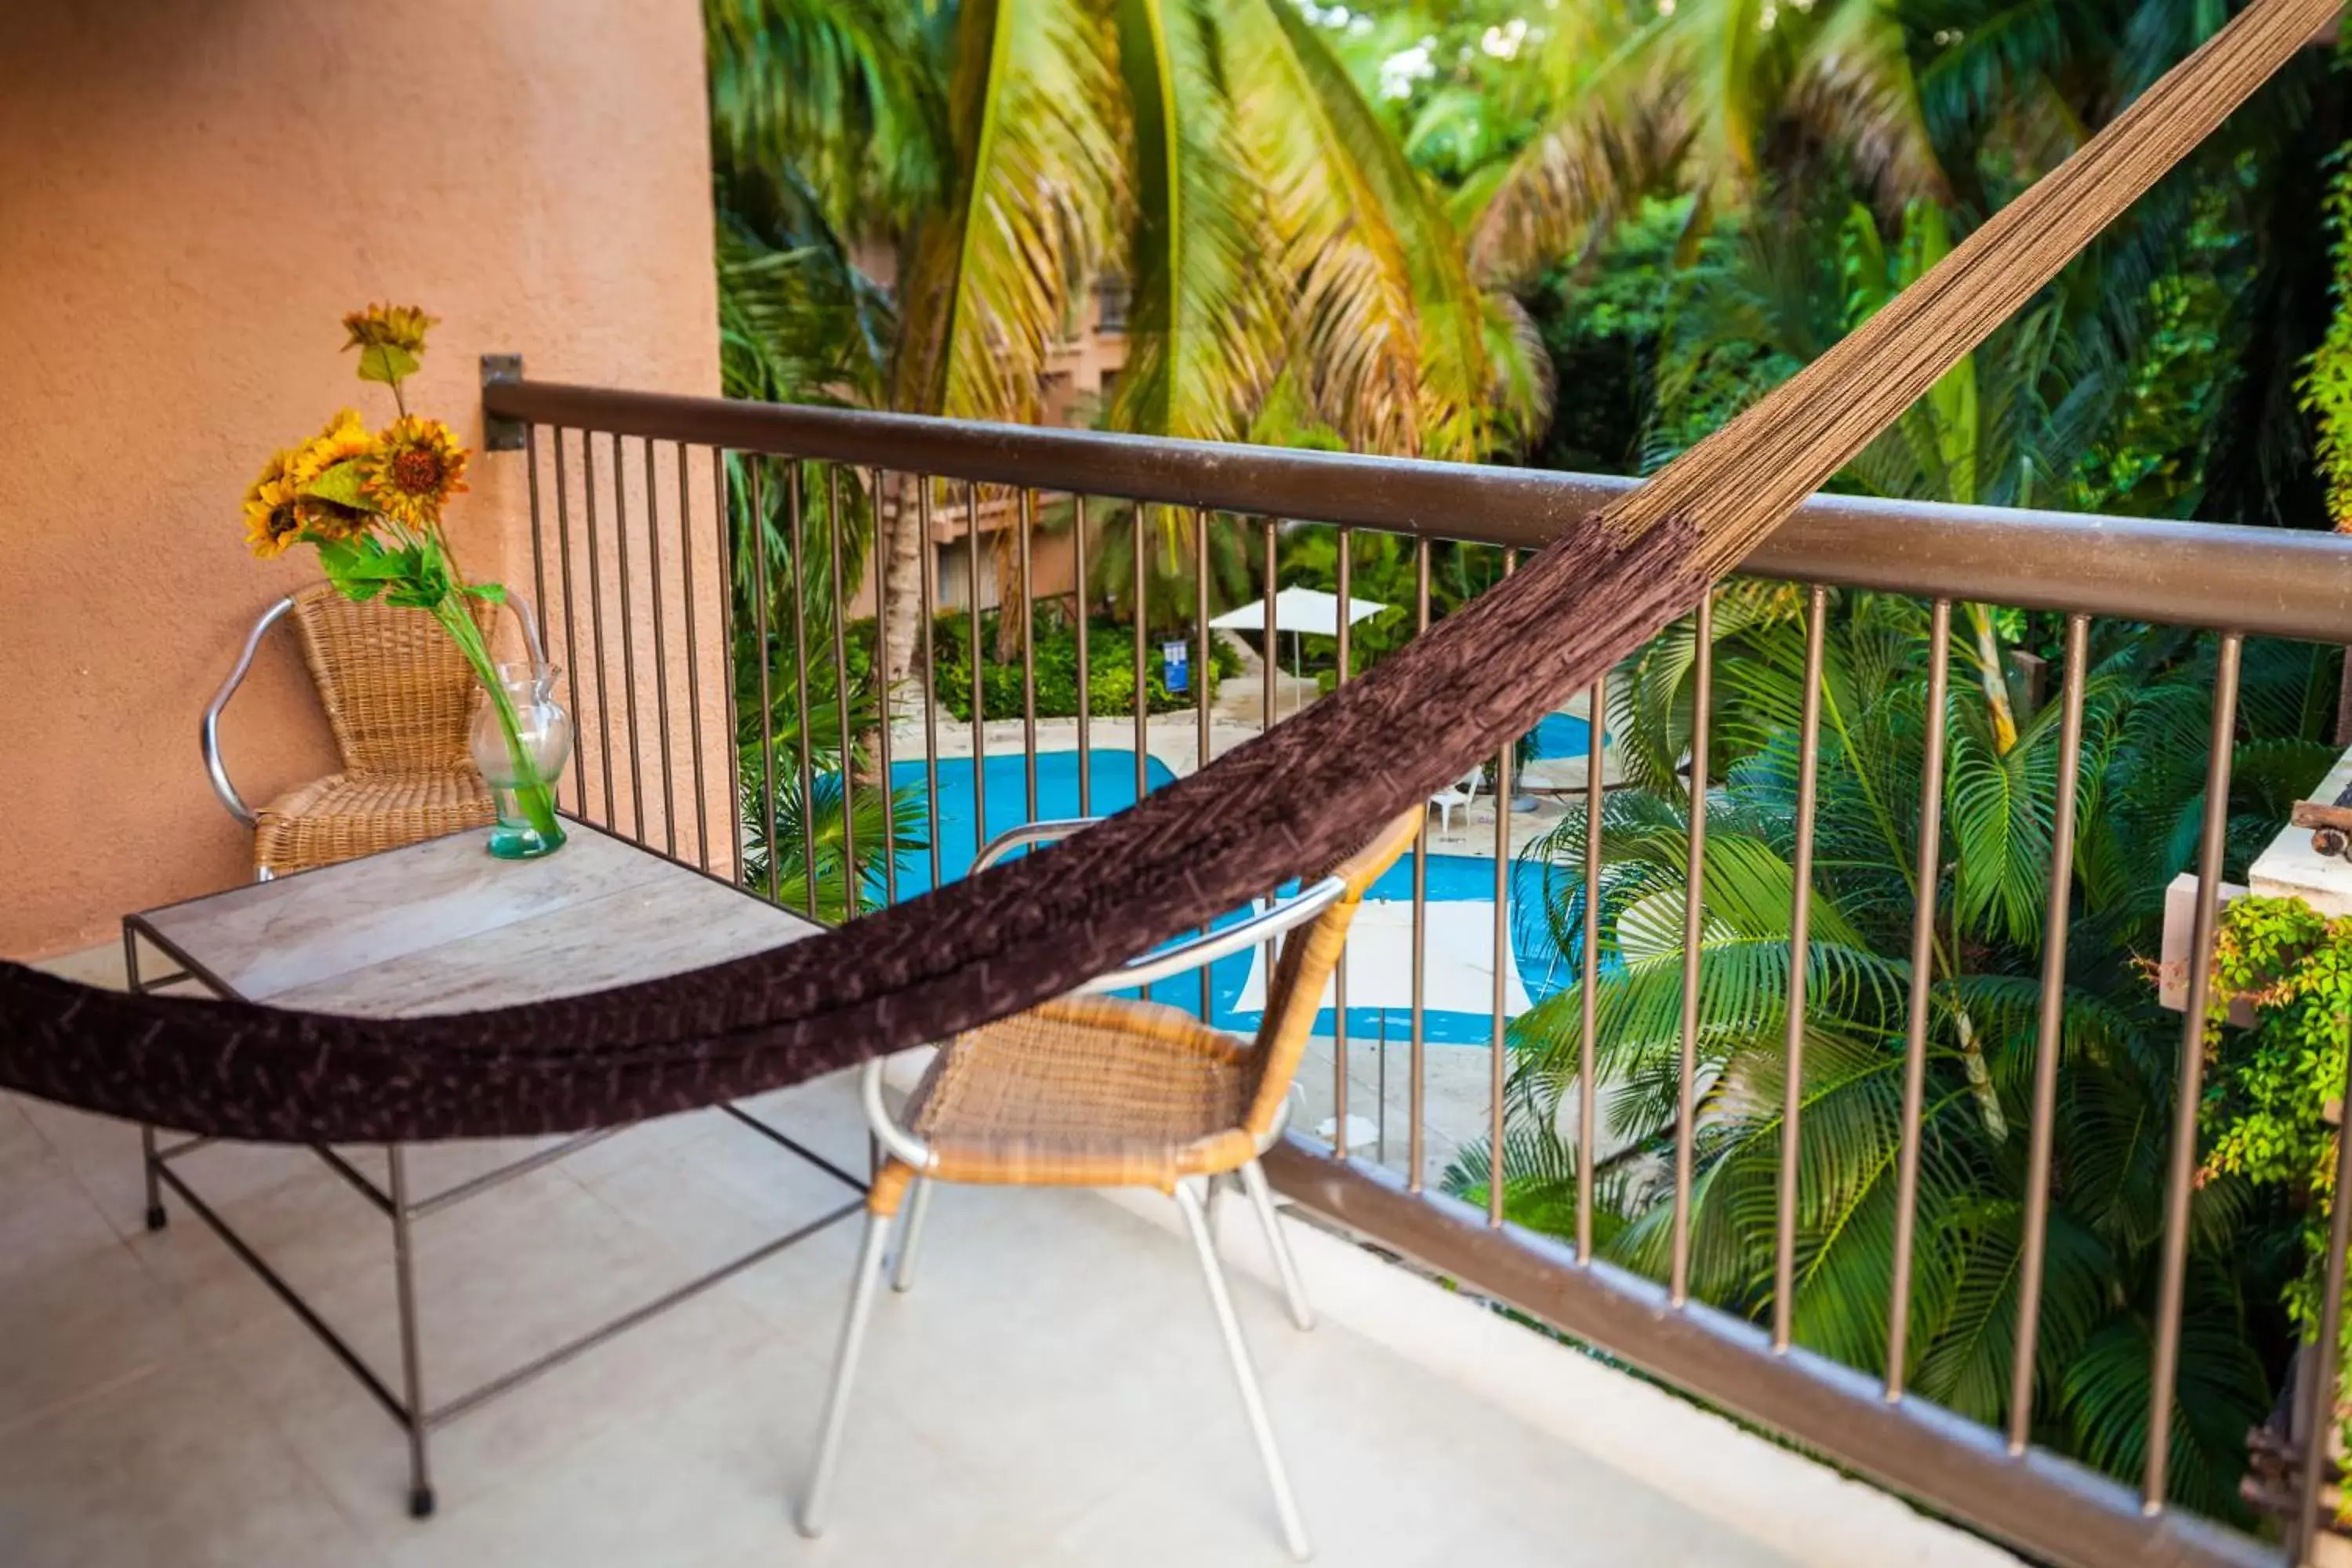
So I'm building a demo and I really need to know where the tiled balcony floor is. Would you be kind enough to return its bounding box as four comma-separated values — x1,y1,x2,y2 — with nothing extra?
0,1069,1809,1568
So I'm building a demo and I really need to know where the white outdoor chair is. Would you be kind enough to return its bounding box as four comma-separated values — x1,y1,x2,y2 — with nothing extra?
1428,766,1482,833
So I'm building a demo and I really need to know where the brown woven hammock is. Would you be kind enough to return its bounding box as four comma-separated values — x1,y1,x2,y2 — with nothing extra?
0,0,2332,1144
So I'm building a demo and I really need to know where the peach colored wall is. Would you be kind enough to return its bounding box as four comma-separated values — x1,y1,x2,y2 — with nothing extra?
0,0,723,958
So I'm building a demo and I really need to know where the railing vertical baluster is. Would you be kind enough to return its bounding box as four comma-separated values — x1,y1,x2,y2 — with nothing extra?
1886,598,1952,1400
524,426,555,806
873,469,896,909
1334,527,1353,1158
1134,503,1148,806
2296,1031,2352,1562
2143,630,2244,1509
918,477,943,895
583,431,616,826
679,443,710,871
1196,507,1214,1023
785,466,817,915
2008,612,2091,1454
968,480,987,864
1020,488,1039,827
1262,521,1279,731
552,429,586,816
1489,549,1516,1229
1577,668,1606,1265
1671,590,1715,1307
643,437,677,858
749,460,779,907
1132,503,1149,1001
1409,536,1432,1192
1773,585,1830,1352
612,434,646,844
1074,495,1091,816
827,467,856,916
712,450,742,877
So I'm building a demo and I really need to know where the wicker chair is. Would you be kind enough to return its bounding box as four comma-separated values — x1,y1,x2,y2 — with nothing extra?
799,808,1424,1562
202,583,543,879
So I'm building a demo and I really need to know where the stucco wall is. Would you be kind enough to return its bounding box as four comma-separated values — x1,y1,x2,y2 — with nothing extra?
0,1,722,956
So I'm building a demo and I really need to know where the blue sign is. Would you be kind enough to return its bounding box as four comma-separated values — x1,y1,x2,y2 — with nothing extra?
1162,640,1190,695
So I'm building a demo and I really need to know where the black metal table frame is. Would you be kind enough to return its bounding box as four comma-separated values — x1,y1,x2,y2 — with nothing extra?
122,916,868,1519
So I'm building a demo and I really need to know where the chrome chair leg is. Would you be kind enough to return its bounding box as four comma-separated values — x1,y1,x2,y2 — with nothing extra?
1240,1160,1316,1332
1174,1178,1312,1562
798,1208,895,1538
891,1178,933,1294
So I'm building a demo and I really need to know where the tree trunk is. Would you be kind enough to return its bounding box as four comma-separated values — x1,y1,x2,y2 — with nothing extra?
1966,606,2020,753
991,505,1029,665
877,471,929,702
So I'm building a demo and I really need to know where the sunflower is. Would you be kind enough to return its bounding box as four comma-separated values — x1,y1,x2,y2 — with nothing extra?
282,408,380,543
240,453,307,559
287,408,375,486
360,415,470,528
341,303,435,355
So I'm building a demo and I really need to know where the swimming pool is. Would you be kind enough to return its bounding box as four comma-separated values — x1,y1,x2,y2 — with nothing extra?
879,747,1576,1044
1530,711,1602,761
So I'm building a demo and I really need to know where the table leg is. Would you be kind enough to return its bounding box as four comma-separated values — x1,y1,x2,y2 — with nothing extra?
387,1146,434,1518
140,1127,167,1232
122,927,167,1232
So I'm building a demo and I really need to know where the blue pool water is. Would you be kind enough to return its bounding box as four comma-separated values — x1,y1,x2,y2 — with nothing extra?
879,747,1576,1044
1531,711,1601,761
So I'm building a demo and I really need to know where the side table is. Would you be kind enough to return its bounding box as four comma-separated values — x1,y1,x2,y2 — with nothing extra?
122,822,865,1517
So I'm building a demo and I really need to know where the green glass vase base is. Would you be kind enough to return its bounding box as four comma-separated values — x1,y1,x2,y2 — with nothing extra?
485,783,567,860
486,818,568,860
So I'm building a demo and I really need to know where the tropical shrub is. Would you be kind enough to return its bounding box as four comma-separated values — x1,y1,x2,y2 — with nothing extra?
1454,594,2336,1515
927,609,1240,724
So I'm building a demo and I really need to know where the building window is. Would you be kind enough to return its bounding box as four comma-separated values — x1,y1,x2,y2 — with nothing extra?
1095,275,1129,335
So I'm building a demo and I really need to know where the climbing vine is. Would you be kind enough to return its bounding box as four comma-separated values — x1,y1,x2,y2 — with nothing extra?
2299,147,2352,532
2201,895,2352,1483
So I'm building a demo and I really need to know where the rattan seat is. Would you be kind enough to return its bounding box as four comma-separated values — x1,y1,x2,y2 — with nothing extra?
253,770,495,876
901,996,1261,1192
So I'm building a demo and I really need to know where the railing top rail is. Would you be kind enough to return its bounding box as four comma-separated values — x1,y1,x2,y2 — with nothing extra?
487,378,2352,644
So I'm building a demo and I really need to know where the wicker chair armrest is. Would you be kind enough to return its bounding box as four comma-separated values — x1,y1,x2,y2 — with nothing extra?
861,1056,937,1172
1069,877,1348,996
201,594,299,828
972,816,1102,872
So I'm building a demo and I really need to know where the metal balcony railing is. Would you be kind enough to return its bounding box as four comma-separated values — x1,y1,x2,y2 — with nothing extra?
482,372,2352,1568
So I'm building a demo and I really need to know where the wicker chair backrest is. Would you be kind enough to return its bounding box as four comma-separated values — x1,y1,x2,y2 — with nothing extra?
285,585,489,776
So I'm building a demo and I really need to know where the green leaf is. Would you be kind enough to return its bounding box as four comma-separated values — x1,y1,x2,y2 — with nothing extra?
463,581,509,604
354,343,419,386
302,460,372,510
335,550,419,582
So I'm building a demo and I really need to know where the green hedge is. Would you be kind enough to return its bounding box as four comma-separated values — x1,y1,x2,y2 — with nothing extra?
930,611,1240,723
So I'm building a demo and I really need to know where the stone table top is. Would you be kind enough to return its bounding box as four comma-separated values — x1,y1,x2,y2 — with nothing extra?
125,822,818,1017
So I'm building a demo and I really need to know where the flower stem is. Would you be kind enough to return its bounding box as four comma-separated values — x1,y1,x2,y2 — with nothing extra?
434,601,561,842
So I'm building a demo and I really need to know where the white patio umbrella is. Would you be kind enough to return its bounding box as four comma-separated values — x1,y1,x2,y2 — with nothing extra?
1208,586,1390,691
1208,584,1390,638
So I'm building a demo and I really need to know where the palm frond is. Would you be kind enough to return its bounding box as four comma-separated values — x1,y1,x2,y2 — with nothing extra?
895,0,1128,424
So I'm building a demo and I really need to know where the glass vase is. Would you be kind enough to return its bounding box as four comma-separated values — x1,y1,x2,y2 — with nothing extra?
468,662,572,859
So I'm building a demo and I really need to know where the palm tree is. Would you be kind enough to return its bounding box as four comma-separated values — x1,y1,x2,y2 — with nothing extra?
859,0,1549,685
1454,594,2338,1515
1469,0,1946,285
